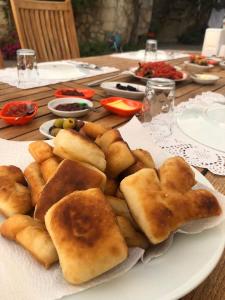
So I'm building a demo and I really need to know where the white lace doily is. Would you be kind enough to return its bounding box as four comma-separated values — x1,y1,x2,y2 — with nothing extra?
142,92,225,175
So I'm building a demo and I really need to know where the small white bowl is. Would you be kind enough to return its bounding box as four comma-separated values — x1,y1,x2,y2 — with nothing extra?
48,97,93,117
191,74,219,85
100,81,145,100
219,61,225,69
184,61,214,73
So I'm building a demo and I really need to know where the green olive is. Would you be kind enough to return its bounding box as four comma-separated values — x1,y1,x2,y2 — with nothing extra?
63,118,76,129
54,118,64,128
50,127,61,137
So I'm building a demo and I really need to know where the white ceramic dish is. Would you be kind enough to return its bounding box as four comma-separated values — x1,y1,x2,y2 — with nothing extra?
48,98,93,117
219,61,225,69
0,130,224,300
184,61,214,71
39,119,57,139
177,103,225,152
130,67,188,83
100,82,145,100
191,74,219,85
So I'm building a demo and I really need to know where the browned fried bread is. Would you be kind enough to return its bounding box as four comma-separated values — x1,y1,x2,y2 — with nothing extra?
45,188,128,284
159,156,196,193
24,162,45,206
0,214,58,268
34,159,106,221
82,122,107,140
29,141,54,163
53,129,106,171
0,176,32,217
95,129,122,153
106,141,136,178
40,156,60,182
120,159,221,244
0,165,27,185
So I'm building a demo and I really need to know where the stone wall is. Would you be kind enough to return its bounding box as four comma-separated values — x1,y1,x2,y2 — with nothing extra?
0,0,9,40
0,0,153,46
75,0,153,45
151,0,212,43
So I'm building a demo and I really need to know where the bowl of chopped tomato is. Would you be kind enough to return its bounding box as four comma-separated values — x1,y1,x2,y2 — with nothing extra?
55,88,95,99
0,101,38,125
131,62,187,82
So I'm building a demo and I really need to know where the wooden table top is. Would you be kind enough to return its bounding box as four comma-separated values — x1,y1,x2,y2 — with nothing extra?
0,55,224,300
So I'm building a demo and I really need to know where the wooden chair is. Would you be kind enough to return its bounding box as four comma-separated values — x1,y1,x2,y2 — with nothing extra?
0,49,4,68
10,0,80,62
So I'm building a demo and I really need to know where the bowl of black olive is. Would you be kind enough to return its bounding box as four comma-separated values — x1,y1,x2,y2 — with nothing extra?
100,81,145,100
48,97,93,117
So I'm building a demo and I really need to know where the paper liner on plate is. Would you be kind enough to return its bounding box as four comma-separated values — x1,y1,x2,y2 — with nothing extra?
0,116,224,300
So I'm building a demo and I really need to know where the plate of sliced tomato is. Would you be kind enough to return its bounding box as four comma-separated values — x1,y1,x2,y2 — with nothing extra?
130,62,188,82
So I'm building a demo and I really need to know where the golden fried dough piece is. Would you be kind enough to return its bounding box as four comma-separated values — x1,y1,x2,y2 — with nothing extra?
121,161,145,178
0,214,40,240
0,214,58,268
106,141,136,178
0,165,26,185
24,162,45,206
35,159,106,221
117,216,149,249
29,141,54,163
95,129,122,153
82,122,107,139
106,195,134,223
0,177,32,217
132,149,155,169
120,168,221,244
104,178,118,196
45,188,128,284
53,129,106,171
159,156,195,193
40,157,60,182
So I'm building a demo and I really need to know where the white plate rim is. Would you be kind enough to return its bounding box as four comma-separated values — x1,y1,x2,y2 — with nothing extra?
184,61,214,70
129,67,188,82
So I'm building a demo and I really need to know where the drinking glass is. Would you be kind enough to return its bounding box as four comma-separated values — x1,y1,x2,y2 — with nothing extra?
140,78,175,137
17,49,38,86
144,39,158,62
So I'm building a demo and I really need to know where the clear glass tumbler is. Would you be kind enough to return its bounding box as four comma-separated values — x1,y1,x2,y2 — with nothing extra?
17,49,38,86
140,78,175,137
144,39,158,62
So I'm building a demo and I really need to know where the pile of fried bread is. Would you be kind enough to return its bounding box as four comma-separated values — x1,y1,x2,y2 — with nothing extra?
0,122,222,285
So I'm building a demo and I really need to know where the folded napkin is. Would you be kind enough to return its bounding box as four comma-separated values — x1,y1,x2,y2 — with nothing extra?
0,61,119,89
111,50,189,61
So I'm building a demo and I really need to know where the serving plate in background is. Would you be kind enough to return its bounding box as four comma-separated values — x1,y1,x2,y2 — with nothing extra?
100,82,145,100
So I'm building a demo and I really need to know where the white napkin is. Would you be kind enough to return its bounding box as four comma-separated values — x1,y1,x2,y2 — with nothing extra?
0,61,119,89
0,117,224,300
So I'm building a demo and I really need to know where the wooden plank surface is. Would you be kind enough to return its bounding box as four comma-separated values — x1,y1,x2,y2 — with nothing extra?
0,54,224,300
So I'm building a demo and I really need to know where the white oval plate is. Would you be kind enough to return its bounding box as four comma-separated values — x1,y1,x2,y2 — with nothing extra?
191,74,219,85
177,104,225,152
39,119,57,139
130,67,188,83
219,61,225,69
48,97,93,117
100,82,145,100
0,133,224,300
184,61,214,71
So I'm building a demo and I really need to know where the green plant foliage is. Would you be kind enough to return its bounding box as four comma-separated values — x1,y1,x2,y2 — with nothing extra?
80,40,113,57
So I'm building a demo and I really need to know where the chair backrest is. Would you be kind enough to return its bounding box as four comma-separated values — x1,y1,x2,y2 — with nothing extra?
0,49,4,69
202,28,225,57
10,0,80,62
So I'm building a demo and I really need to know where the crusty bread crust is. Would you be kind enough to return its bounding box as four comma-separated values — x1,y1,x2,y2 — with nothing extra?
34,159,106,221
45,188,128,284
